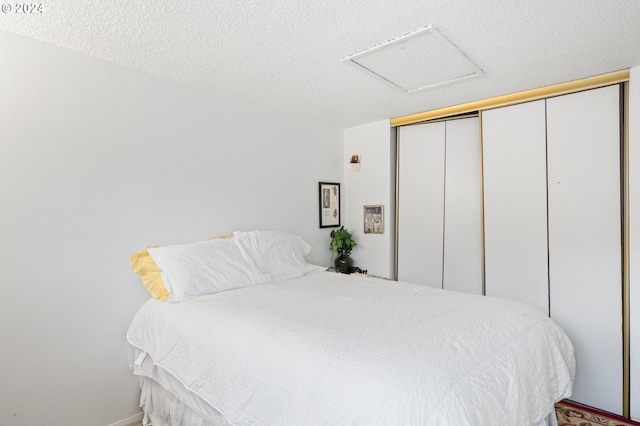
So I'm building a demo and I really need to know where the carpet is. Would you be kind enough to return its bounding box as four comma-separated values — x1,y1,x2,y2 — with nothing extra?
556,400,640,426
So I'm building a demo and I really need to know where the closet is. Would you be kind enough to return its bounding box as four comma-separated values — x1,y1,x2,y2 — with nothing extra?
482,85,623,414
397,84,624,415
397,117,483,294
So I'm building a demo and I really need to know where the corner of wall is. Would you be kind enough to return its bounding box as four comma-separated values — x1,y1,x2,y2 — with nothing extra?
343,119,394,278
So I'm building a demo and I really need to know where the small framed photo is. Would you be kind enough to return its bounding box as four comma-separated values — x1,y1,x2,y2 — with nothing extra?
319,182,340,228
363,205,384,234
349,153,361,172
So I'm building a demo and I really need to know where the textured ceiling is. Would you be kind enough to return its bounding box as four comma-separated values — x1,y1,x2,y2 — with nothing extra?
1,0,640,128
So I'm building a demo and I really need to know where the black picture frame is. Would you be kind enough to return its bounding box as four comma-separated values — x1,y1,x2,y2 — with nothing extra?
319,182,340,228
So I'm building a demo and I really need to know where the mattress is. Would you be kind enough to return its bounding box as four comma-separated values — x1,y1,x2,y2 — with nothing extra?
128,271,575,425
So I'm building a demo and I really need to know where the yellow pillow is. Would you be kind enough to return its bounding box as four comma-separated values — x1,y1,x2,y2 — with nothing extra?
130,248,169,301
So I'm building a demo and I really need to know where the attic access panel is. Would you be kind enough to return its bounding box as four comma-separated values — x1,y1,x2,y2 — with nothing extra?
342,25,483,93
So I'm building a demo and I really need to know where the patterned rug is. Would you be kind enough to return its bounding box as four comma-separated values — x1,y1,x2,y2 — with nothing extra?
556,400,640,426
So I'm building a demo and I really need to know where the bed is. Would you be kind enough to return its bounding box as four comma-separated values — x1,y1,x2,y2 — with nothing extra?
127,231,575,426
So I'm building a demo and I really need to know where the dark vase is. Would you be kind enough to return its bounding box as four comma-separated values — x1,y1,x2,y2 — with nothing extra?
335,253,353,274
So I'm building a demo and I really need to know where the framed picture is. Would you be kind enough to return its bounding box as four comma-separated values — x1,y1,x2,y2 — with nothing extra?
363,205,384,234
319,182,340,228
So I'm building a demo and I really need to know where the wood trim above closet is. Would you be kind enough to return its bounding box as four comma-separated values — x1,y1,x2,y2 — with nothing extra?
390,70,630,127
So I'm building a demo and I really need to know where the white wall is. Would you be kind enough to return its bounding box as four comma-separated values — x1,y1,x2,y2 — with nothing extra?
0,31,342,426
343,120,395,278
629,65,640,421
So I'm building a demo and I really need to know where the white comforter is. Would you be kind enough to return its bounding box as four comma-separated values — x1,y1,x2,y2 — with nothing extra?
127,271,575,426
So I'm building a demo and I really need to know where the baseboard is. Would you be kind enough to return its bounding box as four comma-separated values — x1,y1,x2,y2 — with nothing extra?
106,412,143,426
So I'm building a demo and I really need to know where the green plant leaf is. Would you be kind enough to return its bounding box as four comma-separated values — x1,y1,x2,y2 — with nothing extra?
329,226,356,255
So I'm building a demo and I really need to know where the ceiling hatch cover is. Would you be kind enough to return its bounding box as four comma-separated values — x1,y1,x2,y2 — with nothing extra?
342,25,483,93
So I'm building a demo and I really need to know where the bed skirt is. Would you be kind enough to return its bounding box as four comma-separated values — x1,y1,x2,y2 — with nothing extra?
139,376,229,426
137,374,558,426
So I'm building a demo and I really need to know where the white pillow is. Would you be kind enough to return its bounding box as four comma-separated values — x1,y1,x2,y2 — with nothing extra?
147,238,271,302
232,231,325,281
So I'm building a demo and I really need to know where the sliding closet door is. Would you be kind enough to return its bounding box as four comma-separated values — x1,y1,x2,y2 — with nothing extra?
442,117,483,294
547,85,622,415
482,100,550,313
397,122,446,287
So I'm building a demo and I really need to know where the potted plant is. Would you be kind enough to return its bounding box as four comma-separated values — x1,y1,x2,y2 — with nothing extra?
330,226,357,273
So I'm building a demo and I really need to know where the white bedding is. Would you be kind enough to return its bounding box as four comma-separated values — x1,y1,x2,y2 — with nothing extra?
127,271,575,426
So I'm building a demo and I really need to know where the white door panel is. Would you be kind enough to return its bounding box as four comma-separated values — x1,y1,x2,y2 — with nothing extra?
547,85,622,415
482,100,550,313
397,123,446,288
443,118,483,294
